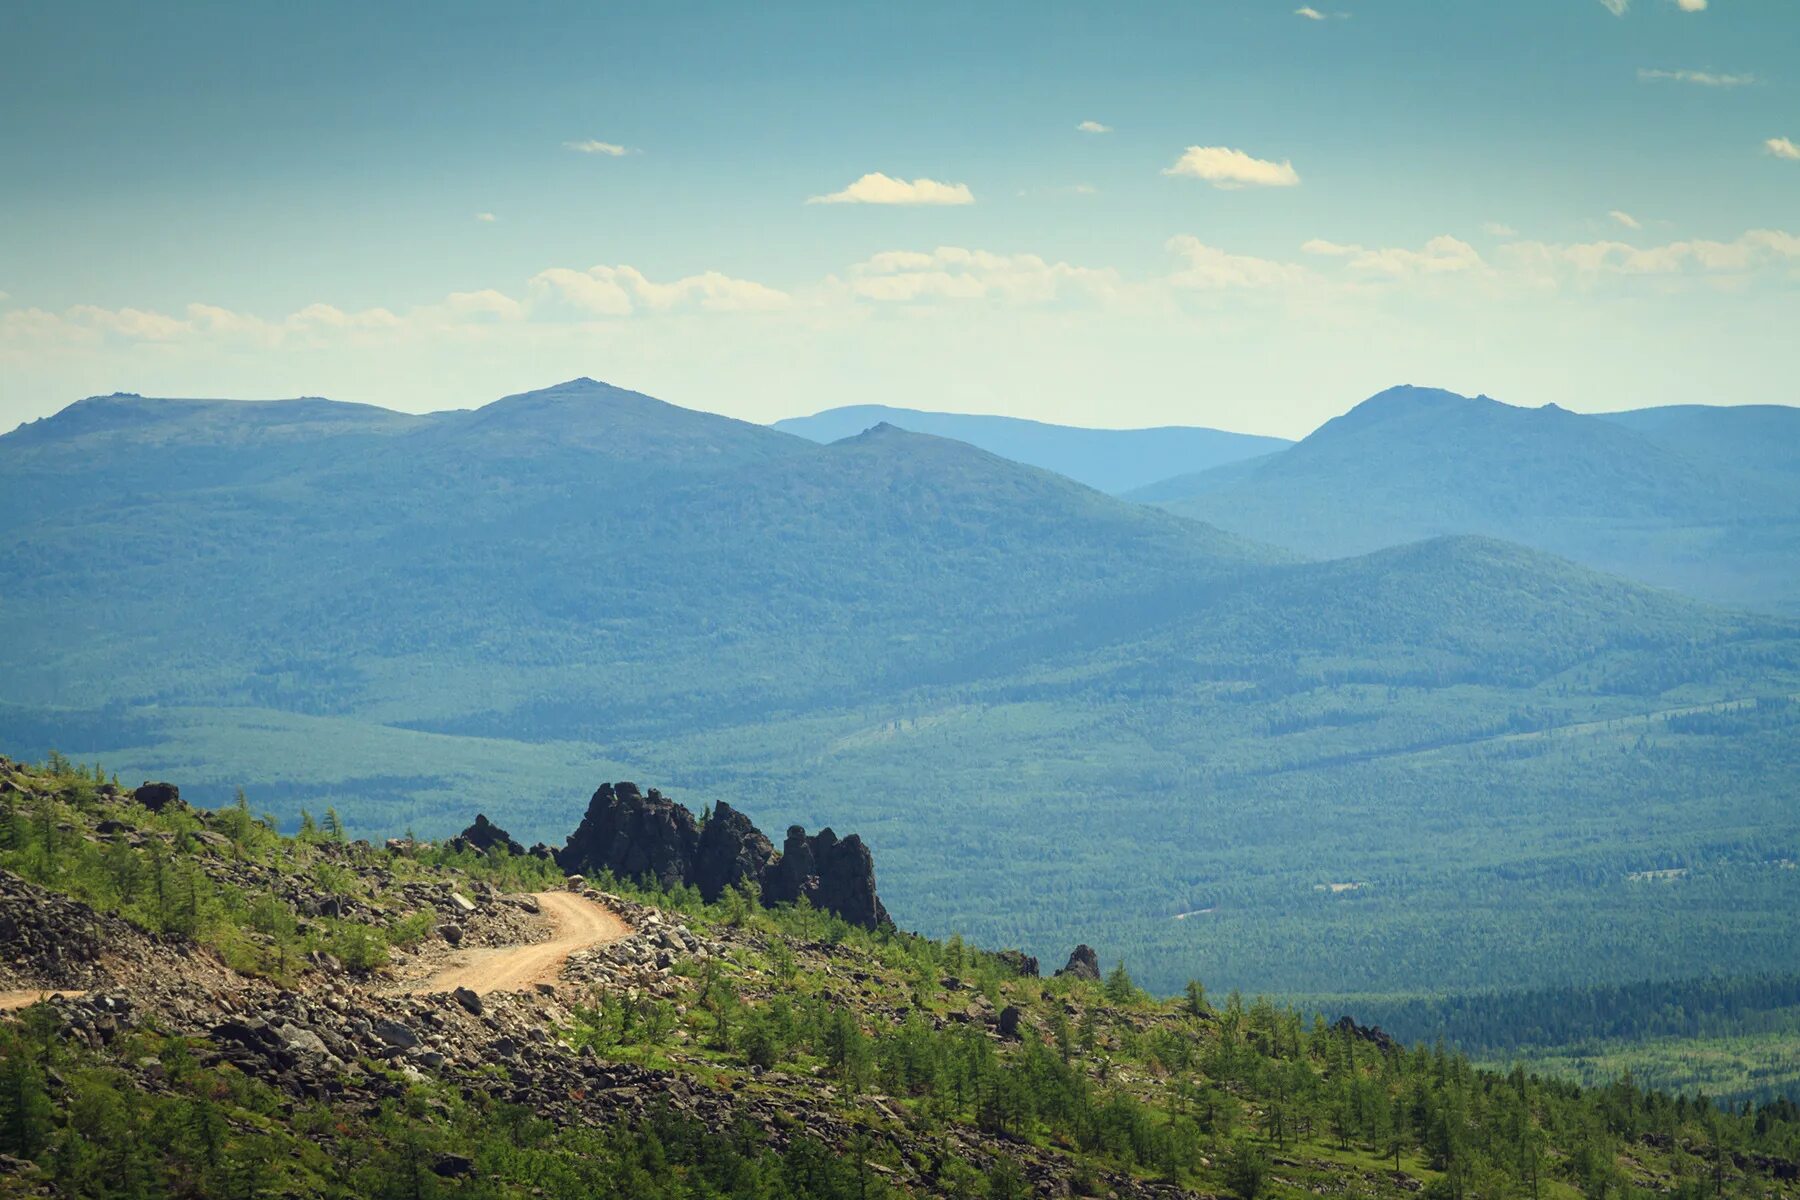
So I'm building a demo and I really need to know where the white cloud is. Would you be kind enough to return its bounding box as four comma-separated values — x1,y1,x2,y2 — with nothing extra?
1076,120,1112,134
1676,0,1707,10
475,212,498,223
1163,146,1300,189
1767,137,1800,160
844,246,1120,304
1499,229,1800,279
1482,222,1519,237
564,139,631,156
1598,0,1629,14
1301,235,1484,276
1638,67,1755,87
439,289,528,323
530,268,634,316
807,173,975,206
532,265,790,315
1609,210,1643,230
1295,6,1326,19
1166,236,1311,290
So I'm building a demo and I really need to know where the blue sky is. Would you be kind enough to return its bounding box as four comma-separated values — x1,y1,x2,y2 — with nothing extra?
2,0,1795,437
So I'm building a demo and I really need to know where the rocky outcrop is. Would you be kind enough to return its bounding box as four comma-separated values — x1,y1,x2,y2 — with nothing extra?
133,781,182,812
557,783,699,892
1055,945,1101,981
994,949,1040,978
692,803,775,902
449,813,524,857
1332,1015,1399,1053
557,784,889,929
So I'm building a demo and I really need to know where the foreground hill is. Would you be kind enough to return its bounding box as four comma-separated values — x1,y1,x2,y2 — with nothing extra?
773,403,1289,494
2,754,1797,1198
1135,386,1800,614
3,380,1799,997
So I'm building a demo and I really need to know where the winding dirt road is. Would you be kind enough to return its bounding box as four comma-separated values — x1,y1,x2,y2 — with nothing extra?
405,891,632,996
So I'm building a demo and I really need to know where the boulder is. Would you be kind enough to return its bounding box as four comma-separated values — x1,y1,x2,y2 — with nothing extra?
133,782,182,813
449,813,524,857
451,987,483,1016
1056,945,1101,981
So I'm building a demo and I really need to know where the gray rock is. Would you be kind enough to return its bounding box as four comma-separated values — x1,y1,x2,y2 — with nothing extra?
370,1017,420,1050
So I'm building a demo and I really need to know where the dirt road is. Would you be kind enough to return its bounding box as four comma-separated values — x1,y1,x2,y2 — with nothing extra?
405,891,631,996
0,989,84,1011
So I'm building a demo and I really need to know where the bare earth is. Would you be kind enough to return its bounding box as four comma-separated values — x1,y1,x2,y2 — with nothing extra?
404,891,632,995
0,989,84,1011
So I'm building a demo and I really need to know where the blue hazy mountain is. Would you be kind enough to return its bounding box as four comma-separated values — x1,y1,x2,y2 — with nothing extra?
1135,386,1800,615
773,404,1290,495
4,378,1798,996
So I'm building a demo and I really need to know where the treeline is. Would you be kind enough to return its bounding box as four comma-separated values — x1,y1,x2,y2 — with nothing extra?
1326,975,1800,1058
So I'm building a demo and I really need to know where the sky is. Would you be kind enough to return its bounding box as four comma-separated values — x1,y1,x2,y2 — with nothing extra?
1,0,1795,439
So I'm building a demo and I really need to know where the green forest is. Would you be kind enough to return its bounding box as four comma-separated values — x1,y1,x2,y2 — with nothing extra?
3,753,1800,1199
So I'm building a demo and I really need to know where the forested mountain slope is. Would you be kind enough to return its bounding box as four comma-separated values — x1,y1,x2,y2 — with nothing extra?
5,754,1799,1198
1136,386,1800,614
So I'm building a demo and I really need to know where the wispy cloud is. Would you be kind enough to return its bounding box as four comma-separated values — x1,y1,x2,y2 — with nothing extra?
1076,120,1112,134
807,173,975,206
1609,210,1643,230
533,265,789,314
564,139,632,156
1638,67,1755,87
1499,229,1800,279
1302,235,1484,277
1604,0,1708,12
1295,7,1348,19
1482,222,1519,238
844,247,1120,305
1166,237,1311,290
475,212,498,223
1767,137,1800,161
1163,146,1300,189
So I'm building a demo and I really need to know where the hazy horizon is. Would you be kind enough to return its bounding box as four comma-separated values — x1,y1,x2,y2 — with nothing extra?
4,0,1797,438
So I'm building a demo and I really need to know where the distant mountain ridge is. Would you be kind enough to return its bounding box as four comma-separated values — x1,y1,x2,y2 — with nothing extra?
1135,385,1800,614
773,403,1289,494
4,378,1799,995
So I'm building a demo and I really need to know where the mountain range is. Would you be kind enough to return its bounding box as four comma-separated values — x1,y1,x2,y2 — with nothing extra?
3,378,1798,996
1133,385,1800,615
772,404,1289,494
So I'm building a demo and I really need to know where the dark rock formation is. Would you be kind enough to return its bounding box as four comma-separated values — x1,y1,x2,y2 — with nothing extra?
449,813,524,857
692,803,775,902
1332,1015,1399,1053
1056,945,1101,981
994,949,1040,978
557,783,699,892
133,781,182,812
556,784,889,929
997,1005,1022,1040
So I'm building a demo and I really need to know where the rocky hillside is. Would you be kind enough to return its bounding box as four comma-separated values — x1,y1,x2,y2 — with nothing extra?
1,753,1797,1199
